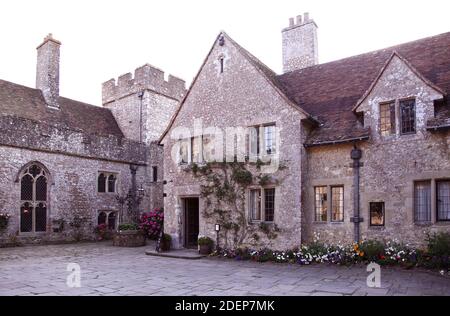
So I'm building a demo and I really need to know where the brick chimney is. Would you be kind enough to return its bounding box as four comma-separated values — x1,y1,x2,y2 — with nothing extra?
36,34,61,109
282,12,318,73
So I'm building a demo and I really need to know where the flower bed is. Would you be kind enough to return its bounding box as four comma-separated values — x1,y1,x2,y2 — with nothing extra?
212,232,450,272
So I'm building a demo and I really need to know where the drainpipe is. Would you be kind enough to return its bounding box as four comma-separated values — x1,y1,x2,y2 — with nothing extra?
130,164,138,222
350,145,363,243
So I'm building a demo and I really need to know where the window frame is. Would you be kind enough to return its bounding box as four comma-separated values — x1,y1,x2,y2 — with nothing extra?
331,186,344,222
436,180,450,222
248,187,276,223
379,101,396,136
248,123,277,159
369,202,385,227
399,98,416,135
97,171,118,194
314,186,328,222
414,180,432,223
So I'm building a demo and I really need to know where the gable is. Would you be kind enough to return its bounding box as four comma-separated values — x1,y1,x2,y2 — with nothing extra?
159,32,310,144
354,52,445,113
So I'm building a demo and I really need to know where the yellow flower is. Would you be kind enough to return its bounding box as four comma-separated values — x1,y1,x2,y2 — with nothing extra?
359,251,365,257
353,244,359,251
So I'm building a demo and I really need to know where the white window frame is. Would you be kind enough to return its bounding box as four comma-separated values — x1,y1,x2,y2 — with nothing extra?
248,187,276,223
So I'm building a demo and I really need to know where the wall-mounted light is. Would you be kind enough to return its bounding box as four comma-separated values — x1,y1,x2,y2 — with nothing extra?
215,224,220,232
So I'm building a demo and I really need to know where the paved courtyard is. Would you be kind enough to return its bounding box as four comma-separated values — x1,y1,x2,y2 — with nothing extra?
0,242,449,296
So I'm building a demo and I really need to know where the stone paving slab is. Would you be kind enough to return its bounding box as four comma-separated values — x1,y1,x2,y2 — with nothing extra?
145,248,206,259
0,242,449,296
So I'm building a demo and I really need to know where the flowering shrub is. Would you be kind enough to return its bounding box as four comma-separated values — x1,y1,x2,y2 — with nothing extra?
0,213,11,230
213,235,450,271
139,208,164,240
94,224,108,240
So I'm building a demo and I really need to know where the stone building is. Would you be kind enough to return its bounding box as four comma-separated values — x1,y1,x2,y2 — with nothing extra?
160,13,450,249
0,34,185,245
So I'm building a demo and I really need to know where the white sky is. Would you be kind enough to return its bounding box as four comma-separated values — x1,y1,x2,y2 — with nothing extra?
0,0,449,105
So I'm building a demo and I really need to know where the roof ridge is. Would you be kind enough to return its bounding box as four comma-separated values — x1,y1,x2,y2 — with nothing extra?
279,31,450,76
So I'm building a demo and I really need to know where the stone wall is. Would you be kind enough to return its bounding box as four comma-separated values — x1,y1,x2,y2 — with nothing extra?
102,64,186,143
0,145,150,245
0,115,163,245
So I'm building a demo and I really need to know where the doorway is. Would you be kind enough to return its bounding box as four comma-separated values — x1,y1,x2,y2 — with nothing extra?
183,197,199,248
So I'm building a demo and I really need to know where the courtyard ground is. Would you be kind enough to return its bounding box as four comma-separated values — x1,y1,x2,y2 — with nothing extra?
0,242,449,296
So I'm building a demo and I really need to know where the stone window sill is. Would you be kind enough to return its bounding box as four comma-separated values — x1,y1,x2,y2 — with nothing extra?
368,225,385,231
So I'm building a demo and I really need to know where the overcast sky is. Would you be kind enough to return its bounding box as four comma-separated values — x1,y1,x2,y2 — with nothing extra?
0,0,449,105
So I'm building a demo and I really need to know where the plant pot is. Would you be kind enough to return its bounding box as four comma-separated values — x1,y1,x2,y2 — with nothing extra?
113,230,146,247
199,244,212,255
160,239,171,252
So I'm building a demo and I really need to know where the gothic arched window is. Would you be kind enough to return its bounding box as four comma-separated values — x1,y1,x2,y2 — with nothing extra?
98,173,106,193
19,163,48,233
98,172,117,193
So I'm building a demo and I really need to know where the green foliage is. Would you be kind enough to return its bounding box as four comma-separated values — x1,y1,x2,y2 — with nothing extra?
425,232,450,269
198,236,214,246
118,223,139,231
162,233,172,242
231,167,253,187
359,239,385,261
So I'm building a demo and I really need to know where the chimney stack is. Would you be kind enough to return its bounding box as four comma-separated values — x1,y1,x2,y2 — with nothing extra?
36,34,61,109
282,12,318,73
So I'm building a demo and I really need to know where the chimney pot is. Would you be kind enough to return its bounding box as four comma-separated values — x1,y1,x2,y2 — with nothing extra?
304,12,310,22
296,15,302,25
289,17,294,27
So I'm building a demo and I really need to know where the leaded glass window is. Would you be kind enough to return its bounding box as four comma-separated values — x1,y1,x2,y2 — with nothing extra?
264,188,275,222
414,181,431,222
19,163,48,233
380,102,396,136
98,172,117,193
331,186,344,222
400,99,416,134
315,186,327,222
437,180,450,221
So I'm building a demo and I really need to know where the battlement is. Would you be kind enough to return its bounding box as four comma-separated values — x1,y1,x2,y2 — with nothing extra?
102,64,186,105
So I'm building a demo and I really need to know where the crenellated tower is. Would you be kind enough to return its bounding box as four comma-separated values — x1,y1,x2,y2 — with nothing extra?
102,64,186,144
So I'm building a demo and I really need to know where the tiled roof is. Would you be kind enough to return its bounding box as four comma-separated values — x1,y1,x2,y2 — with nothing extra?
0,79,124,137
276,32,450,146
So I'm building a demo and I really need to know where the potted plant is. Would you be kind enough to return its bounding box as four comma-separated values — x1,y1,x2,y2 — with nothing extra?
94,223,108,240
198,236,214,255
160,233,172,252
0,213,11,230
113,223,146,247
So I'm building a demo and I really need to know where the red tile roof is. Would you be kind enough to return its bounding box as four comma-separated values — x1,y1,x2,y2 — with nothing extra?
276,32,450,146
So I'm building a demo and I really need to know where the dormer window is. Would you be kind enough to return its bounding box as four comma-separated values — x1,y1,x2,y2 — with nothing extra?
379,101,396,136
400,99,416,134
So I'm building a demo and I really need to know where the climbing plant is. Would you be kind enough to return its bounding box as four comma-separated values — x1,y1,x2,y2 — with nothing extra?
185,161,286,249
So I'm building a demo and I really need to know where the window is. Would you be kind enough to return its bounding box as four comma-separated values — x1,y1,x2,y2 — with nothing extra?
248,124,276,158
379,102,396,136
19,163,48,233
191,136,202,163
370,202,385,226
202,134,215,163
437,180,450,221
414,181,431,222
179,138,189,164
220,57,224,73
249,189,262,221
400,99,416,134
249,188,275,222
97,211,117,230
331,186,344,222
264,188,275,222
152,166,158,182
314,186,327,222
98,172,117,193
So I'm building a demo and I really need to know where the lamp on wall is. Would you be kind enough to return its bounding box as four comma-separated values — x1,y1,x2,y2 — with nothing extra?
215,224,220,252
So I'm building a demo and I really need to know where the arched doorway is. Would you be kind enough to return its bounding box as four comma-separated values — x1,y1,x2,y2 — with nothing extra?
19,163,49,233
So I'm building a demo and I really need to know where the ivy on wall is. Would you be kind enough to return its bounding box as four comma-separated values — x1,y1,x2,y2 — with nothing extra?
185,161,286,249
